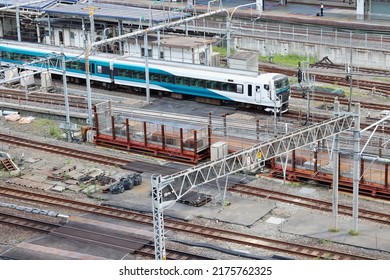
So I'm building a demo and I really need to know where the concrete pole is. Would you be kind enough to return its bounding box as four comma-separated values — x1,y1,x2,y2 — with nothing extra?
36,23,41,43
89,11,95,46
118,20,123,54
47,15,52,45
82,17,86,49
144,33,150,104
61,45,72,142
356,0,364,20
332,99,340,230
16,7,21,42
157,30,161,60
226,20,231,59
85,51,93,128
256,0,263,11
352,103,361,233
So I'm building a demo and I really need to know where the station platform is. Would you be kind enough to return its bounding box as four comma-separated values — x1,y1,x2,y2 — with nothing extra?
122,0,390,31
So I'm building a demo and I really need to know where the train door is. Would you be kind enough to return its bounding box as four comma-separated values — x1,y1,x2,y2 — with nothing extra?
255,84,262,103
247,84,253,102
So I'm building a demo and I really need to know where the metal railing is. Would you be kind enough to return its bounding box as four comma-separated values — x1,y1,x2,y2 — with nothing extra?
187,18,390,51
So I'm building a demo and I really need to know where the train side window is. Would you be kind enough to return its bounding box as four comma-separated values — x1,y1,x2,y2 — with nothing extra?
191,79,205,88
175,76,184,85
134,71,145,80
182,77,191,86
97,65,102,74
161,74,173,83
222,83,232,92
207,81,216,89
248,85,252,97
150,73,160,82
100,65,109,75
190,78,198,87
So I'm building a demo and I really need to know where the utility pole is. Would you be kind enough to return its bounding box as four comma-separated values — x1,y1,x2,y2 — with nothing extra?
61,45,72,142
347,48,353,112
301,60,313,126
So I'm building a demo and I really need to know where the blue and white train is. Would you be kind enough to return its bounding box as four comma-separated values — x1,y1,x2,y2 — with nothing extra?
0,40,290,113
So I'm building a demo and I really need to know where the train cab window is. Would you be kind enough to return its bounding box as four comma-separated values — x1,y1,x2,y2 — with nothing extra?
264,84,269,91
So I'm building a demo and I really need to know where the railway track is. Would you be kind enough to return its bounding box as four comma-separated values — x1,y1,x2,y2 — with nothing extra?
0,89,88,109
0,211,207,260
0,133,180,175
285,109,390,134
262,64,390,97
0,185,375,260
290,90,390,111
230,184,390,225
0,212,59,232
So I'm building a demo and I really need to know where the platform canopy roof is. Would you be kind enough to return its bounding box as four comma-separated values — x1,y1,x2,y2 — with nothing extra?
42,2,190,23
0,0,61,10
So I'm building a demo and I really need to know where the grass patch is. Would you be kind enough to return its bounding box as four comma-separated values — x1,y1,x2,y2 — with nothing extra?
289,181,301,187
329,227,340,233
259,54,318,68
49,126,62,139
31,119,63,139
212,47,318,69
318,239,330,245
213,46,227,57
348,229,359,236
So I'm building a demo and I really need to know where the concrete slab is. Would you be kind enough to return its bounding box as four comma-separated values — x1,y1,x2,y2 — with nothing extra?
21,172,47,183
103,190,275,227
68,216,154,240
50,185,66,192
266,217,285,225
97,173,269,226
299,187,316,195
25,157,41,164
67,184,83,192
13,242,108,260
282,209,390,252
8,177,54,190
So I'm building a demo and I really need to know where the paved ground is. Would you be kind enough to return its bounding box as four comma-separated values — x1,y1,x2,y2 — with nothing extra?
128,0,390,30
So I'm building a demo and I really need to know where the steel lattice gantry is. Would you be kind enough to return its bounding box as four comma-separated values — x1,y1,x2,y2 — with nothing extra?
151,113,355,260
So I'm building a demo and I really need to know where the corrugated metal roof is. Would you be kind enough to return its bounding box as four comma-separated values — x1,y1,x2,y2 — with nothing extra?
0,0,57,10
43,2,190,23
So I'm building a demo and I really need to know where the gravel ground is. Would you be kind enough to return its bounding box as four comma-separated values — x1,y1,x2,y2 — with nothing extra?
0,83,389,260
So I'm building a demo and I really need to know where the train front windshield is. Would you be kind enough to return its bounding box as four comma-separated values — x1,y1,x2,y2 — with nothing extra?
274,75,290,111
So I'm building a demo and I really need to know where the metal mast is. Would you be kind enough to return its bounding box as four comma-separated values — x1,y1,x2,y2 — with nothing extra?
152,109,355,260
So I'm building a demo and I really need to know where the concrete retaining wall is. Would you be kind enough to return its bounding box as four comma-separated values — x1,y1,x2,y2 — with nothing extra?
232,35,390,69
